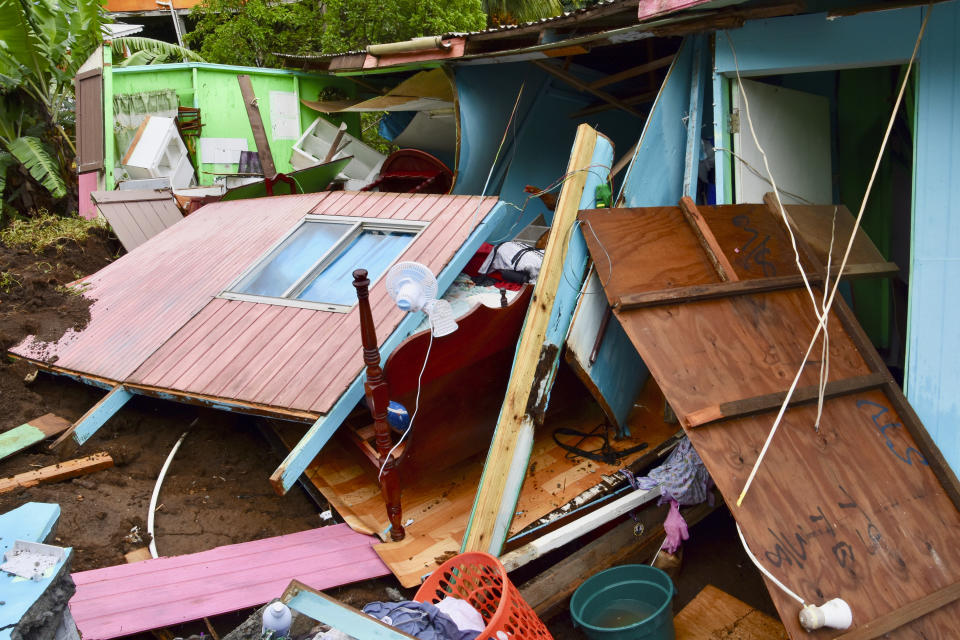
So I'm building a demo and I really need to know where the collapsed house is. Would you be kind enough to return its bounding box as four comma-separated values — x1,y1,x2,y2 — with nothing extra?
5,0,960,638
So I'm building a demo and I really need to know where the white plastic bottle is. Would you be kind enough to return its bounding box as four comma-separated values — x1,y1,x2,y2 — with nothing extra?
262,601,292,638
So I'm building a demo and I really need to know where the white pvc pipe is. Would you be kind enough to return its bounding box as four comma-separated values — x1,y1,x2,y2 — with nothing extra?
148,430,189,559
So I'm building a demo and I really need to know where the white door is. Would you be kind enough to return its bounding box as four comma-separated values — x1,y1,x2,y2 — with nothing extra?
732,79,832,205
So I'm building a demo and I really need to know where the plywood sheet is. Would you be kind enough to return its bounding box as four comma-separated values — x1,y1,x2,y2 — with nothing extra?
294,376,678,588
583,204,960,638
675,585,787,640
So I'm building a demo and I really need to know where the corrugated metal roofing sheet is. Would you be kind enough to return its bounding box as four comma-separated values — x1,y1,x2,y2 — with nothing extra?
10,191,497,416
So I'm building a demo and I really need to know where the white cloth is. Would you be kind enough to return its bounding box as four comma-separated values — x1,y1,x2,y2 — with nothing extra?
434,597,485,633
478,242,543,282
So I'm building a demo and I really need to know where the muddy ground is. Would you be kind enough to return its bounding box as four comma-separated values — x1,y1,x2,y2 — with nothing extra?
0,225,775,638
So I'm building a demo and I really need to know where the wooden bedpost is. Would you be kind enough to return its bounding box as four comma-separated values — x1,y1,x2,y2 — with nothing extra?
352,269,405,541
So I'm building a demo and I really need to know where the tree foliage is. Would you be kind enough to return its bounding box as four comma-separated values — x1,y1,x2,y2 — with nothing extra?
112,37,205,67
0,0,109,213
483,0,564,26
318,0,486,53
186,0,326,67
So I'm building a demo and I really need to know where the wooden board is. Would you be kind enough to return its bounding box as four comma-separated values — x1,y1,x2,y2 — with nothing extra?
0,452,113,493
92,189,183,252
0,414,71,462
582,203,960,638
674,585,787,640
289,373,678,588
69,525,389,640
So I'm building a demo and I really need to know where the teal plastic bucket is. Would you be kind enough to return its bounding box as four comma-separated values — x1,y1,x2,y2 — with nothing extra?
570,565,676,640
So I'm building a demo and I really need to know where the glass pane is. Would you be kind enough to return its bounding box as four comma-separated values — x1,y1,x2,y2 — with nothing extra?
297,229,416,305
234,221,348,297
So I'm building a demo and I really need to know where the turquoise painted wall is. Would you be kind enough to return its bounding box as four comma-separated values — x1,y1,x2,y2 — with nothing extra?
111,63,357,186
908,0,960,475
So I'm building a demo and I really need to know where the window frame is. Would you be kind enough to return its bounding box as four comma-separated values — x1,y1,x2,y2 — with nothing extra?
220,214,427,313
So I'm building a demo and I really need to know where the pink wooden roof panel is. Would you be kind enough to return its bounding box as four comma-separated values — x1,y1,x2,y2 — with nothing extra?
129,192,494,414
69,524,389,640
10,190,498,416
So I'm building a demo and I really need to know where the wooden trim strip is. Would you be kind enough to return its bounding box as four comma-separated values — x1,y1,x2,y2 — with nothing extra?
237,74,277,180
618,274,814,309
835,581,960,640
50,386,133,450
683,373,889,428
679,196,739,282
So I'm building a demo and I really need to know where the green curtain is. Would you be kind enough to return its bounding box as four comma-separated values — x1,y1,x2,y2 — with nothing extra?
113,89,180,159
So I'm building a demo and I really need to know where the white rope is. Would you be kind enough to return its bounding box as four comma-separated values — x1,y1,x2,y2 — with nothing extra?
735,5,932,507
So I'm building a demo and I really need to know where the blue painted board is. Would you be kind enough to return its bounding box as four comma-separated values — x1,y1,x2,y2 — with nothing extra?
619,37,695,208
907,1,960,477
272,201,512,492
683,35,708,199
287,590,415,640
72,386,134,446
0,503,71,640
714,9,921,77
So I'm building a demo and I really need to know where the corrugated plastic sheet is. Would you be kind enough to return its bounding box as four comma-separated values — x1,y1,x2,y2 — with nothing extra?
10,191,497,416
69,524,389,640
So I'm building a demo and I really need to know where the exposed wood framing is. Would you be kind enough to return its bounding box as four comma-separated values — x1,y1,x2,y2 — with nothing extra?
50,386,133,450
588,54,675,90
531,61,645,118
461,124,599,555
568,89,657,119
679,196,738,281
0,452,114,493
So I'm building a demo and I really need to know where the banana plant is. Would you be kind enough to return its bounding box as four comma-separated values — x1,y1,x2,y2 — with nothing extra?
112,37,205,67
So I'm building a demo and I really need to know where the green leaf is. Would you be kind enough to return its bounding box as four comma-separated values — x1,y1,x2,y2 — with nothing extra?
7,136,66,198
0,150,14,195
112,37,205,63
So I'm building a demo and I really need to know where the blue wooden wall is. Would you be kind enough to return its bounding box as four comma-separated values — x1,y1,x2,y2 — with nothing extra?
909,0,960,475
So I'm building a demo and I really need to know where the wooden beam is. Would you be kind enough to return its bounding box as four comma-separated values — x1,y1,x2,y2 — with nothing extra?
520,496,717,620
568,89,657,119
50,386,133,449
684,373,889,428
532,61,645,118
588,54,675,90
618,274,816,309
0,452,113,494
0,414,71,462
500,486,661,572
237,74,277,180
462,124,600,555
679,196,739,282
835,581,960,640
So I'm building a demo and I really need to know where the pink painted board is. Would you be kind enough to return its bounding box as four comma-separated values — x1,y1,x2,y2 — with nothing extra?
78,172,99,220
69,524,389,640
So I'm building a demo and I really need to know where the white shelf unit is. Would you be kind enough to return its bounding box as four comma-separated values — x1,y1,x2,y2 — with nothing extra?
291,117,386,190
121,116,195,190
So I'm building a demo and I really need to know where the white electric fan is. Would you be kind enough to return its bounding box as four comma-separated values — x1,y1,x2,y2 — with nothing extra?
385,261,458,337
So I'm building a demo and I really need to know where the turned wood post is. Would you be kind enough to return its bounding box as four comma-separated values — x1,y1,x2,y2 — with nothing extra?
353,269,405,541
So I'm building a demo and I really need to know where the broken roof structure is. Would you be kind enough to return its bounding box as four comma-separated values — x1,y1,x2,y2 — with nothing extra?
11,0,960,636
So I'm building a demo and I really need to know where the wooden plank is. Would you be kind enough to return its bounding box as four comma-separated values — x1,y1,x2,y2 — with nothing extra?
0,452,113,493
588,54,675,90
91,189,174,204
674,585,787,640
531,61,645,118
834,581,960,640
285,583,418,640
50,386,134,449
70,525,389,640
461,124,599,555
237,74,277,180
679,196,739,282
0,414,71,462
618,274,815,309
520,498,717,620
684,372,888,428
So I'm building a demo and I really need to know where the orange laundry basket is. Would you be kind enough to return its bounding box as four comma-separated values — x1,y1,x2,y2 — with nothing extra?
414,552,553,640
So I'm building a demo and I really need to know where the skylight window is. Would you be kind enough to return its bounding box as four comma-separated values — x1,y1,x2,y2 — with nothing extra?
222,215,424,312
